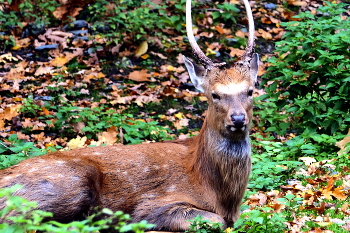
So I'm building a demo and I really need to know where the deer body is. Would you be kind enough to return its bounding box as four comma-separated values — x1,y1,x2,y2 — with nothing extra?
1,136,250,229
0,0,258,230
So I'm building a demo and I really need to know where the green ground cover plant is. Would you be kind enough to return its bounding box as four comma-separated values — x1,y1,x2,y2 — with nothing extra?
0,185,154,233
260,1,350,136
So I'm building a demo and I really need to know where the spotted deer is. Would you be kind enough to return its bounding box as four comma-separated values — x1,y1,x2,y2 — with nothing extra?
0,0,258,230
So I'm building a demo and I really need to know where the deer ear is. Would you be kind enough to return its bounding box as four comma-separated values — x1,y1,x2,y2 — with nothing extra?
183,55,206,93
250,53,259,84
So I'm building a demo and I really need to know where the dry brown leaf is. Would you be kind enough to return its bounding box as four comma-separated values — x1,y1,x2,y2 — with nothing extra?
235,30,246,38
336,128,350,156
15,38,31,49
0,104,22,121
128,70,151,82
50,56,69,67
17,132,30,140
258,28,273,40
229,47,245,57
97,126,118,145
287,0,307,7
174,118,189,130
150,51,167,59
72,122,85,134
51,31,74,38
53,5,68,19
34,66,54,76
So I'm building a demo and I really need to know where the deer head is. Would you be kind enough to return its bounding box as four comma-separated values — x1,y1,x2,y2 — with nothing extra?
183,0,259,141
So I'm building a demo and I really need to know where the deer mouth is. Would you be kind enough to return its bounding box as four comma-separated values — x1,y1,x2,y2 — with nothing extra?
226,125,247,133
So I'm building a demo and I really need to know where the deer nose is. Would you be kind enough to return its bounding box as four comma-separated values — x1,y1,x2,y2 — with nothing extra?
231,114,245,128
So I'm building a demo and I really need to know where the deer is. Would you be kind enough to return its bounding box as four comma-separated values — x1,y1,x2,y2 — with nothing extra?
0,0,259,231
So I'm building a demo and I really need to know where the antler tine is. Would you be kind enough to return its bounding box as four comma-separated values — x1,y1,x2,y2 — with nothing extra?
241,0,255,62
186,0,214,69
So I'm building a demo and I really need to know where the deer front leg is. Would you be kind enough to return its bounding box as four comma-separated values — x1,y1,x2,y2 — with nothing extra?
135,202,226,231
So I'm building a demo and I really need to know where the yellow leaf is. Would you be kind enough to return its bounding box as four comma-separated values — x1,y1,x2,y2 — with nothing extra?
174,112,184,119
316,222,332,227
198,96,208,102
167,65,176,71
67,136,87,150
11,45,21,50
206,48,216,56
135,41,148,57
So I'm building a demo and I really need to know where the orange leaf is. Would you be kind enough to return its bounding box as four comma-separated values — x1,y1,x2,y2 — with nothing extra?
332,187,347,200
42,107,50,116
141,54,149,59
0,120,5,131
261,17,272,24
215,25,224,34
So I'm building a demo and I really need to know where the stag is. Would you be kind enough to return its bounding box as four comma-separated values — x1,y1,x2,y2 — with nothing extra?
0,0,258,230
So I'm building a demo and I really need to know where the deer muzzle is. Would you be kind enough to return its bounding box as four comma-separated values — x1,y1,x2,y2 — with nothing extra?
230,113,246,131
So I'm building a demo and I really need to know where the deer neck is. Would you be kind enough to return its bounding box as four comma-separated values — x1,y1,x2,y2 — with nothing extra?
192,118,251,222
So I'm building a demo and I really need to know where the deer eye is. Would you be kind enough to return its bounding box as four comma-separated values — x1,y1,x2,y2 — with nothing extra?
247,89,253,96
211,92,220,100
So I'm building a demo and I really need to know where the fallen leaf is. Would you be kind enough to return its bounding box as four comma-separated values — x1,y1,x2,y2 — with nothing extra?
34,66,54,76
0,104,22,121
50,56,69,67
229,47,245,57
128,70,151,82
67,136,87,150
135,41,148,57
97,126,118,145
235,30,246,38
287,0,307,7
258,28,273,40
336,128,350,156
216,25,224,34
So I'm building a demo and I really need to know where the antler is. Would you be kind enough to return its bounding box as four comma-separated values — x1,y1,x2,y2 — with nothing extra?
241,0,255,62
186,0,255,67
186,0,215,69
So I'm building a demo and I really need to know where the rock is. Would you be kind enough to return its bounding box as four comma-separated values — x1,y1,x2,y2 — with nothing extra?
35,44,59,50
264,3,277,10
91,22,111,33
63,20,89,31
70,30,88,36
22,21,46,38
35,96,53,101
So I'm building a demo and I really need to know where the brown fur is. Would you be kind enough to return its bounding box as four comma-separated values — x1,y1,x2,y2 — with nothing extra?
0,64,254,230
